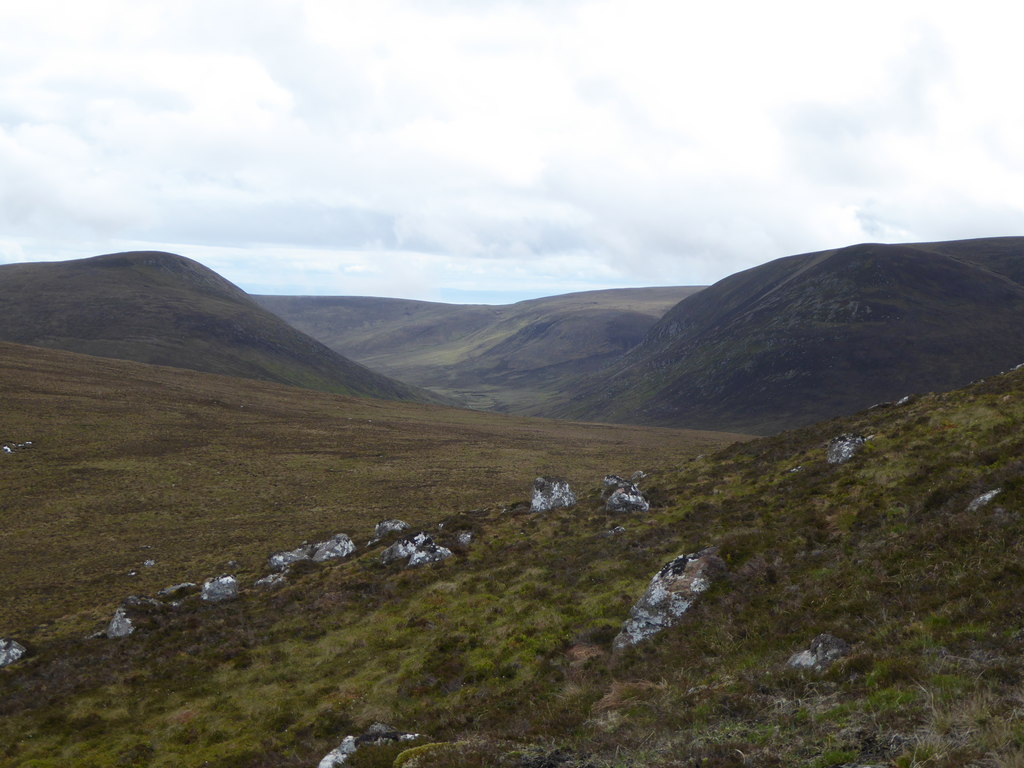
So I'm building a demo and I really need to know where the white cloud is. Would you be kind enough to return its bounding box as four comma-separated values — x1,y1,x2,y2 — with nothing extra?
1,0,1024,302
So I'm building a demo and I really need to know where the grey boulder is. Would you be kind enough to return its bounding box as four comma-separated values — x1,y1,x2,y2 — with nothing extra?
531,477,576,512
613,548,726,651
370,519,410,544
0,638,26,667
787,633,852,672
312,533,355,563
267,543,315,572
827,434,866,465
201,574,238,602
602,475,649,513
319,723,420,767
381,532,452,568
967,489,1002,513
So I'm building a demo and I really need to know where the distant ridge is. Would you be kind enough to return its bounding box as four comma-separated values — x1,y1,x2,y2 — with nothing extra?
0,251,440,403
256,286,702,411
545,236,1024,434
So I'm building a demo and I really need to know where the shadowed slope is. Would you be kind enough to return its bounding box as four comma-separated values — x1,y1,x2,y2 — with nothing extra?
0,251,438,402
547,237,1024,434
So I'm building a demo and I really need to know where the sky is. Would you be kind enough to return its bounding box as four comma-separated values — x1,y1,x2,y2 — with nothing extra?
1,1,1023,303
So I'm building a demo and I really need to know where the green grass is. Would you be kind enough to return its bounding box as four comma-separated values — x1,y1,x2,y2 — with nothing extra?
5,342,1024,766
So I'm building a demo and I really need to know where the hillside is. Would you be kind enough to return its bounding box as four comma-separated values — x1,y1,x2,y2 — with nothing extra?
3,339,1024,766
0,251,438,403
256,287,701,411
547,236,1024,434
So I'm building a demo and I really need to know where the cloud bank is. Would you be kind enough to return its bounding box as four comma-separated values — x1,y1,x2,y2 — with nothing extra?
1,0,1022,301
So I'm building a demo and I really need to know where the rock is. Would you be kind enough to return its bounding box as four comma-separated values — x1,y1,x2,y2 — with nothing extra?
630,470,647,483
614,548,726,650
967,489,1002,513
255,572,286,589
827,434,866,465
371,519,410,544
268,543,315,572
0,638,27,667
106,606,134,638
319,724,420,767
601,525,626,538
604,478,649,514
201,574,238,603
1,441,32,454
312,533,355,563
143,559,156,568
530,477,576,512
457,531,473,547
381,532,452,568
157,582,198,599
787,633,852,672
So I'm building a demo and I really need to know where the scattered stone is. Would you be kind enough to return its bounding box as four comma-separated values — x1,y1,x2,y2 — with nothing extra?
827,434,866,465
601,525,627,538
268,543,314,572
456,531,473,547
319,723,421,767
0,638,27,667
381,532,453,568
201,575,238,603
370,519,411,544
106,606,134,638
530,477,577,513
1,441,33,454
312,533,356,563
967,489,1002,513
613,548,726,650
788,466,804,473
896,395,913,405
630,470,647,483
143,559,156,568
602,475,650,513
255,572,286,590
157,582,198,599
787,633,852,672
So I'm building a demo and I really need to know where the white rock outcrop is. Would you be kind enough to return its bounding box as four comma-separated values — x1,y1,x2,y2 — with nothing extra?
0,638,26,667
381,532,452,568
827,434,866,465
312,534,355,563
201,575,238,603
613,548,726,651
531,477,576,512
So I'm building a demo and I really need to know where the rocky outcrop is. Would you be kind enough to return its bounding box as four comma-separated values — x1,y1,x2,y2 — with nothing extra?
268,533,355,572
312,534,355,563
255,572,286,590
531,477,576,512
967,489,1002,513
381,532,452,568
104,596,166,638
0,638,26,667
319,723,420,767
788,633,851,672
827,434,866,465
613,548,726,651
370,519,410,544
456,531,473,547
106,606,134,638
268,543,315,572
602,475,649,513
201,575,238,603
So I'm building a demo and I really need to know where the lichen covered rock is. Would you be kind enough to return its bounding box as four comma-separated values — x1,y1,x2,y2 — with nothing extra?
531,477,576,512
602,475,649,513
967,489,1002,513
312,533,356,563
371,519,410,544
267,543,315,572
106,606,135,638
0,638,26,667
787,633,852,672
319,723,420,767
613,548,726,650
381,532,452,568
827,434,866,465
201,574,238,602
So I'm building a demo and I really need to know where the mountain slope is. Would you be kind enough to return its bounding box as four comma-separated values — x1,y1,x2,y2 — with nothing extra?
0,251,437,402
548,237,1024,433
256,286,702,410
3,339,1024,766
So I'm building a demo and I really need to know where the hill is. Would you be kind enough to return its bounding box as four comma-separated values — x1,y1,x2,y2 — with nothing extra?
0,251,438,402
256,286,702,411
547,236,1024,434
3,340,1024,766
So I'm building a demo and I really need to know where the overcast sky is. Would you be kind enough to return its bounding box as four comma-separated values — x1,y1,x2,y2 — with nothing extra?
1,1,1023,302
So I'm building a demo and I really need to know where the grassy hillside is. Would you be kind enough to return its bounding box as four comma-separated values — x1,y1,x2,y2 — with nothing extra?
548,237,1024,434
3,341,1024,766
256,287,701,411
0,251,439,403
